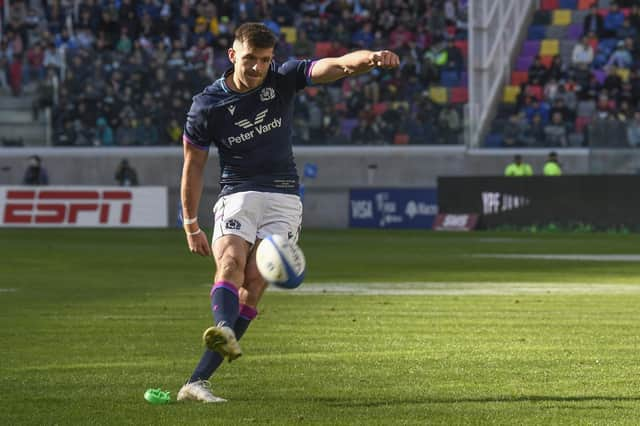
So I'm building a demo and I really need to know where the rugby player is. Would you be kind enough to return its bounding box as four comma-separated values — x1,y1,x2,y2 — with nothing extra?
178,22,399,402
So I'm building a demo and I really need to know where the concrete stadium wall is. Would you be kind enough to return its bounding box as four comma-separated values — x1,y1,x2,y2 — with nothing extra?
0,146,622,228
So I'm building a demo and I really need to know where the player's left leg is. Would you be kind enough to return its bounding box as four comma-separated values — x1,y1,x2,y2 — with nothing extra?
186,245,263,386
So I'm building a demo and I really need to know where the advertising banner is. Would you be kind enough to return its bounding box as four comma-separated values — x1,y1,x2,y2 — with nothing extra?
349,189,438,229
438,176,640,230
0,186,168,227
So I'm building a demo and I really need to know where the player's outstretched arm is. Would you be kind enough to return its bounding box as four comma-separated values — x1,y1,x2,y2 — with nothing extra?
310,50,400,84
181,141,212,257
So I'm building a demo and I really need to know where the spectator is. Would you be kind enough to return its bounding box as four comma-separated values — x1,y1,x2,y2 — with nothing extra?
23,155,49,185
607,41,633,69
438,105,461,144
351,118,378,144
504,154,533,176
571,36,594,68
604,2,625,38
627,111,640,147
95,117,114,146
528,55,548,85
293,30,314,57
136,116,160,145
583,4,604,38
544,112,569,147
617,17,637,40
543,151,563,176
114,158,139,186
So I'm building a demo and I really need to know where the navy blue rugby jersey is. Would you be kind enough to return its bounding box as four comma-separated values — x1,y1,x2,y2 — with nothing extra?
183,59,315,197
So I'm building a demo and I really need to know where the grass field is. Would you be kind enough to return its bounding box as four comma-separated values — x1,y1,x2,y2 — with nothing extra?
2,228,640,425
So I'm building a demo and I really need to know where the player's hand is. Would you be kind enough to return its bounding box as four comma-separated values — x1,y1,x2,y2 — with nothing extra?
371,50,400,69
186,229,212,257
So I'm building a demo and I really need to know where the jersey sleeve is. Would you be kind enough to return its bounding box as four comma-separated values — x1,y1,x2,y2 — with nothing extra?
183,96,212,151
276,59,316,91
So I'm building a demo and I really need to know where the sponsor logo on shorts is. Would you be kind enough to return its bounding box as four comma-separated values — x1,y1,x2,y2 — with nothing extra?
225,219,241,230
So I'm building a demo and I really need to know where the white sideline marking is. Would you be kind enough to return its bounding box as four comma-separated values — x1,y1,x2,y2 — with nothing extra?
473,254,640,262
0,288,17,293
268,282,640,296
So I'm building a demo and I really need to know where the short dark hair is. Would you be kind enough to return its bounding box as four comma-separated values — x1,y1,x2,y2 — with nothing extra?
234,23,277,49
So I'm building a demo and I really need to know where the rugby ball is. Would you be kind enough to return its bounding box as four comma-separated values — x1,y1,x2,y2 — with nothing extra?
256,234,306,289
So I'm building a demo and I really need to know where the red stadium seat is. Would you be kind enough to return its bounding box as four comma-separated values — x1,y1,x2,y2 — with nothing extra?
540,55,554,68
450,87,469,104
393,133,409,145
454,40,468,58
333,102,346,112
511,71,529,86
575,116,591,133
314,42,332,58
578,0,592,10
541,0,559,10
372,102,388,116
528,85,544,100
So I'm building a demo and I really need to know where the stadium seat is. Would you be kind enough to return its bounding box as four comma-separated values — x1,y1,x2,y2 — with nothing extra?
450,87,469,104
575,116,591,133
511,71,529,86
528,26,547,40
484,133,504,147
593,69,606,84
578,0,592,9
566,23,583,40
429,86,448,104
305,87,319,97
541,0,559,10
334,102,346,112
528,85,543,100
454,40,468,58
533,11,552,26
340,118,358,138
522,40,541,57
540,55,554,68
372,102,388,116
440,70,460,87
314,42,332,58
280,26,297,43
393,133,409,145
516,55,534,71
559,0,578,9
503,85,521,103
617,68,630,82
546,26,567,39
540,39,560,56
553,10,572,26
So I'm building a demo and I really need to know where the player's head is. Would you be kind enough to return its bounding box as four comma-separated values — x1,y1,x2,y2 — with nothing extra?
229,23,277,90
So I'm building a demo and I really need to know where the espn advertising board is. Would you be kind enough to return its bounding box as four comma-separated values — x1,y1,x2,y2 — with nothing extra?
437,176,640,230
0,186,168,227
349,189,438,229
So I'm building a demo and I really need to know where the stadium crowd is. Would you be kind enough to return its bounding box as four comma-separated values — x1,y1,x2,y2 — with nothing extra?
496,0,640,148
0,0,469,146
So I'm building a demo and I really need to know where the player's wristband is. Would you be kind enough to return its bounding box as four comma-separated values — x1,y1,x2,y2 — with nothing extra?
183,216,198,225
186,229,202,236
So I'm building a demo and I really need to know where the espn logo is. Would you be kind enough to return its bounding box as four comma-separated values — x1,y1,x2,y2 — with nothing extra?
3,190,132,224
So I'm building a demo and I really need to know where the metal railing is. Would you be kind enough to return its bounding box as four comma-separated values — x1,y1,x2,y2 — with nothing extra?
468,0,536,147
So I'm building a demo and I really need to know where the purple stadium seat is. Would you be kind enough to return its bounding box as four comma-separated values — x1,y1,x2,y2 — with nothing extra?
566,23,583,40
516,56,534,71
522,41,541,57
340,118,359,138
593,70,606,84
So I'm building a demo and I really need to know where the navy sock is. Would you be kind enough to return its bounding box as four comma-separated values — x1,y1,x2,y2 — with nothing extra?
210,281,239,329
188,304,258,383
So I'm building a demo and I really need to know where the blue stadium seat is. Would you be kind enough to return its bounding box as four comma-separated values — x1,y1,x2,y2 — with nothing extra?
559,0,578,9
440,70,460,87
484,133,504,148
527,26,547,40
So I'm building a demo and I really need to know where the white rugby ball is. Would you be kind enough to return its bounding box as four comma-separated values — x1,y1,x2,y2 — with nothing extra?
256,234,306,289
